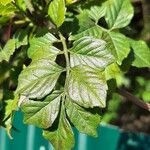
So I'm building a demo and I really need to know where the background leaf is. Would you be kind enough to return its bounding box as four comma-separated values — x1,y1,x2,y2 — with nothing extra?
105,31,130,65
130,40,150,67
0,0,13,6
105,0,134,29
0,39,16,62
48,0,66,27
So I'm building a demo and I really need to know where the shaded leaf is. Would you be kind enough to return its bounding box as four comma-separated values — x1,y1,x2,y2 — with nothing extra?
69,36,114,68
0,39,16,62
16,59,63,99
67,66,107,108
13,29,28,49
21,91,62,128
75,11,95,34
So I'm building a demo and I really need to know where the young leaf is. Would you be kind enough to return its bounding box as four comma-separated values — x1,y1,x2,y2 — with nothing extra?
130,40,150,67
21,91,62,129
69,36,114,68
105,31,130,65
67,66,107,108
105,0,134,29
69,26,103,41
43,107,74,150
48,0,66,27
28,33,59,59
16,59,64,99
0,39,16,62
66,100,101,136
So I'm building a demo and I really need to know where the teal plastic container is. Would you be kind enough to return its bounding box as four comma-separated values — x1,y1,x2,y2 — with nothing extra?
0,111,149,150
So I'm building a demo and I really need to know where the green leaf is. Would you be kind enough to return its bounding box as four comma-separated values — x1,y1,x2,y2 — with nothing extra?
105,0,134,29
66,0,78,5
0,0,13,6
43,107,74,150
16,59,64,99
15,0,26,11
105,63,121,80
75,11,95,34
3,95,19,138
0,3,16,16
21,91,62,128
31,45,60,61
67,66,107,108
4,96,18,121
130,40,150,67
105,31,130,65
13,29,28,49
0,39,16,62
69,36,114,68
28,33,59,59
86,3,107,23
48,0,66,27
69,26,103,41
66,100,101,136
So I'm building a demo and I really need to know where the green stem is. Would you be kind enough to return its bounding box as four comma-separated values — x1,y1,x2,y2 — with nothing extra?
59,33,70,100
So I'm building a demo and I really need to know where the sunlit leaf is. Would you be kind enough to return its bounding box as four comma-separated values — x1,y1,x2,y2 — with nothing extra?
67,66,107,108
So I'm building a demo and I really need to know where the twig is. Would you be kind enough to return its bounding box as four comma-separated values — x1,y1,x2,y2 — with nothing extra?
117,88,150,112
